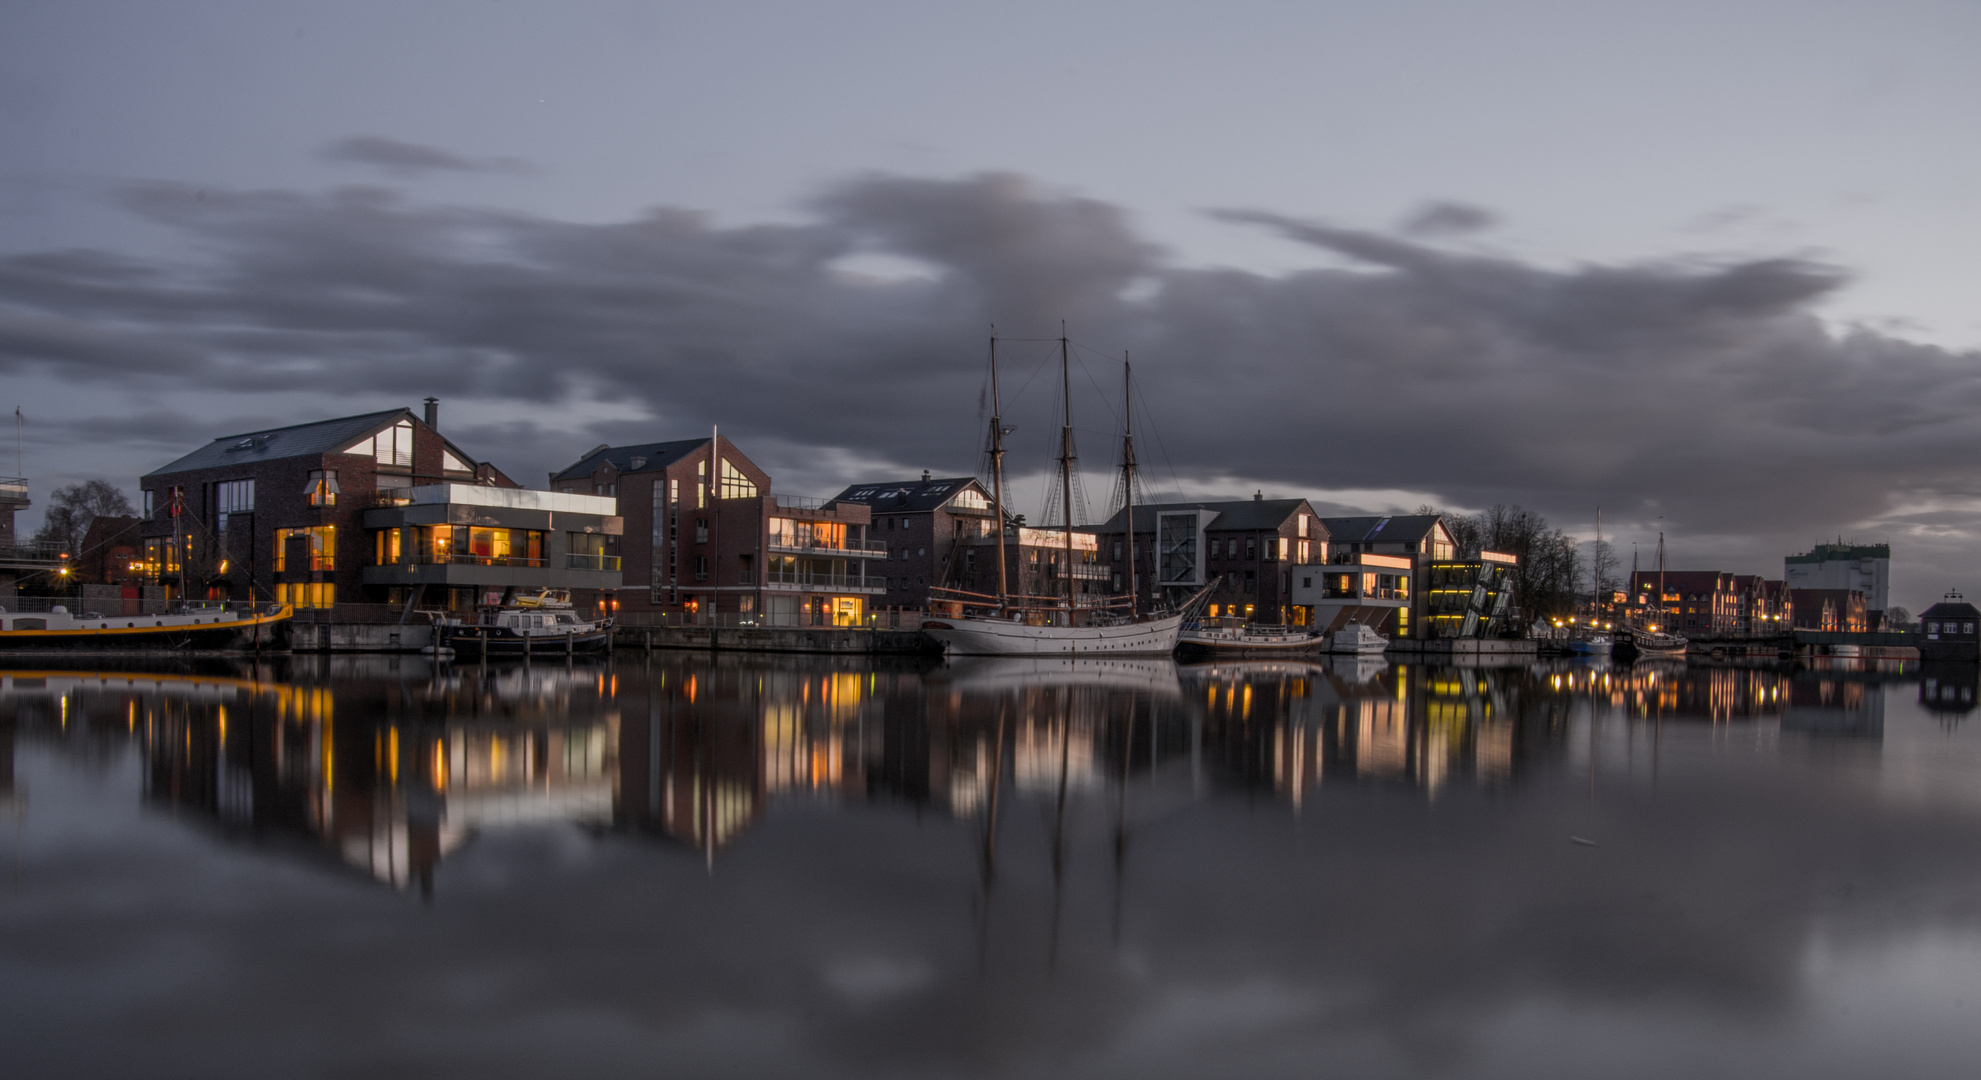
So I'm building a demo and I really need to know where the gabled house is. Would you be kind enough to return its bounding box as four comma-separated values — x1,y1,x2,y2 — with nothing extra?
557,436,884,625
138,402,525,611
827,474,1005,615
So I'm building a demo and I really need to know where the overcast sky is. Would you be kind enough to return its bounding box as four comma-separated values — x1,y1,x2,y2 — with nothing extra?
4,1,1979,609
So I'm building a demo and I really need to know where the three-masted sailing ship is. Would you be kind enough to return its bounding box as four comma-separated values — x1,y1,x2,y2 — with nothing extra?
921,332,1204,656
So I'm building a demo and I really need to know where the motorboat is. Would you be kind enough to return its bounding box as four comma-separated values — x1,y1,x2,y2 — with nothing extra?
442,596,612,657
1326,622,1390,655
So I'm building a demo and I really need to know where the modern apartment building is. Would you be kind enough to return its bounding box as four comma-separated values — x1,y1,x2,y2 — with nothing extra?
1093,497,1325,624
555,437,885,625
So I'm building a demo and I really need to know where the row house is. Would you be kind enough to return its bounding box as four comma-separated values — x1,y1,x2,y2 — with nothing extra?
1091,497,1325,625
131,404,631,614
1789,588,1868,633
1628,571,1796,636
554,437,884,626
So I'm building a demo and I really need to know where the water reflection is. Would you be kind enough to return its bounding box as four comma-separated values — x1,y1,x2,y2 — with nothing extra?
0,654,1909,891
5,653,1978,1078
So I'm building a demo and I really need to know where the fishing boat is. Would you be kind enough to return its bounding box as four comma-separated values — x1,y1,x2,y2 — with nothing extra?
1178,615,1328,658
441,592,612,657
0,602,291,650
1326,622,1390,655
922,333,1206,657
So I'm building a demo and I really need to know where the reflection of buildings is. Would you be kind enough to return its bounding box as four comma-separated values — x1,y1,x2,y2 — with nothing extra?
1185,661,1545,801
2,664,621,892
1919,664,1978,720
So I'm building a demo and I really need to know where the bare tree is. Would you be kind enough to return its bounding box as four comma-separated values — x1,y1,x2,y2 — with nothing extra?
32,480,134,555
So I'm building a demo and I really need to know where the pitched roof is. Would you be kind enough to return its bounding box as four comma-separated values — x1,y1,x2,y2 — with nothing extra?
830,477,989,514
1094,498,1317,534
551,438,712,481
143,409,410,478
1921,597,1981,620
1319,515,1446,545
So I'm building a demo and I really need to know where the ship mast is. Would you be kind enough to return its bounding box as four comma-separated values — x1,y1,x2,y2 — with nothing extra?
1121,354,1137,617
988,330,1010,611
1059,329,1076,613
1656,531,1667,631
1593,506,1603,621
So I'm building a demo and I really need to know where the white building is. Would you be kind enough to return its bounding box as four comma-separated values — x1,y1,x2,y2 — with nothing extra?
1783,543,1889,615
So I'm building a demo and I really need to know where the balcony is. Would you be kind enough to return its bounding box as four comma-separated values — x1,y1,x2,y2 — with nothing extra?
566,553,622,572
413,553,547,568
0,540,66,571
768,534,888,557
764,570,887,594
0,476,26,509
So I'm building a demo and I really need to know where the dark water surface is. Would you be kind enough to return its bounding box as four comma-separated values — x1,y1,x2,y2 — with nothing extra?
5,652,1981,1078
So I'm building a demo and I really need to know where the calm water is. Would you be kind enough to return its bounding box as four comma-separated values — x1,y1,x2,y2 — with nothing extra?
5,651,1981,1079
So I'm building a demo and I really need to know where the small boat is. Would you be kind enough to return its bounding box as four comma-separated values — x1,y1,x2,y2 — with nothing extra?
442,599,612,657
1325,622,1389,655
0,603,292,650
1178,618,1328,658
1566,633,1613,656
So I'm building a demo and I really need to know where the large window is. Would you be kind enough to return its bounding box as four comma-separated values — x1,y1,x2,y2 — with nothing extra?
349,420,412,467
416,526,545,566
374,529,403,565
216,479,254,515
720,458,757,499
274,526,336,571
276,582,336,609
567,532,620,571
950,488,989,511
769,517,846,550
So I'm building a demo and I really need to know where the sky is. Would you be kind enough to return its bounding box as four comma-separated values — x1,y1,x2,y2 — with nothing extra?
3,0,1979,610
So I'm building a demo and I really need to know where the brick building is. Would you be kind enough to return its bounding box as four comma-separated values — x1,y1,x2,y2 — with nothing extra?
555,437,885,625
825,475,1002,615
1628,571,1797,636
138,404,533,610
1790,588,1868,633
1092,497,1325,624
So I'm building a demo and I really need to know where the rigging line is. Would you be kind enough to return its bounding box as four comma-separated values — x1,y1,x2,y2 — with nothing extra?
1131,374,1186,503
1067,347,1123,430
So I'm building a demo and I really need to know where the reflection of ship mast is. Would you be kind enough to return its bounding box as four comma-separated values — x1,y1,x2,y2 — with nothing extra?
1111,690,1134,947
1048,685,1072,972
975,695,1007,974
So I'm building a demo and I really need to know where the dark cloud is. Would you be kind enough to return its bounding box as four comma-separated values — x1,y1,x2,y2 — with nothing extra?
1,172,1978,593
1397,200,1498,237
321,135,531,176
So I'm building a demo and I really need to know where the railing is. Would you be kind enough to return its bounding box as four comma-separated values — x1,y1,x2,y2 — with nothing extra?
771,493,831,511
764,571,886,592
768,536,888,556
0,476,26,505
0,540,67,566
565,553,622,571
410,553,547,568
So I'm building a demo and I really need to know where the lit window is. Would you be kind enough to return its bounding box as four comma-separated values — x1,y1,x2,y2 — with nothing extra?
304,471,338,507
950,488,989,511
720,458,757,499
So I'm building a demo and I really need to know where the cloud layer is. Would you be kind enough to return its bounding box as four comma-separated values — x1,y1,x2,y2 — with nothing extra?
2,167,1977,592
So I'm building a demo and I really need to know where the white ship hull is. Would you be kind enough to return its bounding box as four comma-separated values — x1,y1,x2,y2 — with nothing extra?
921,611,1186,656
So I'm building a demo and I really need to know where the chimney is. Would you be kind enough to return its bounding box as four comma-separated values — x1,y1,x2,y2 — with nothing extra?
922,469,931,482
423,397,439,430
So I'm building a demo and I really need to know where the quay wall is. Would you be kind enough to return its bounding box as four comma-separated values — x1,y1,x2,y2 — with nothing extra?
615,625,936,655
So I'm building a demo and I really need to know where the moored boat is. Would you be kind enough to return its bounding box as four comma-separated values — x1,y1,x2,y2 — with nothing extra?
922,332,1202,657
1178,617,1327,658
442,594,612,657
1325,622,1390,655
0,603,292,650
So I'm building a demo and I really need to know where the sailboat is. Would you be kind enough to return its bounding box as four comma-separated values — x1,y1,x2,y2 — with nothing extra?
1613,530,1688,660
922,333,1205,656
